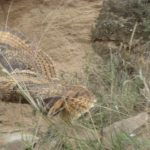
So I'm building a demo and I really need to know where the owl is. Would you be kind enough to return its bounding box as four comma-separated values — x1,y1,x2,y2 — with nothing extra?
0,28,96,122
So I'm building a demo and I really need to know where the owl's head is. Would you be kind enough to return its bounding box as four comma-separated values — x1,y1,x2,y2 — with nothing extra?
45,85,96,123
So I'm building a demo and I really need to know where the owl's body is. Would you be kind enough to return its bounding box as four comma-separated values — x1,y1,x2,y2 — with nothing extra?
0,28,96,122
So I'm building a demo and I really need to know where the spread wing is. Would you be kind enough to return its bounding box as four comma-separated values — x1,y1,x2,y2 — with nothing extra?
0,29,56,80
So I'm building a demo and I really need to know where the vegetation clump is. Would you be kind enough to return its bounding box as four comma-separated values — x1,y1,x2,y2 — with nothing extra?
83,0,150,148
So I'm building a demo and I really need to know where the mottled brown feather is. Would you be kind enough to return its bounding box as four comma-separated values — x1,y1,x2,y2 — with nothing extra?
0,30,56,80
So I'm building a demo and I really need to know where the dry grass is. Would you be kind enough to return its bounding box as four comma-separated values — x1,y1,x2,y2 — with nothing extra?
1,0,150,150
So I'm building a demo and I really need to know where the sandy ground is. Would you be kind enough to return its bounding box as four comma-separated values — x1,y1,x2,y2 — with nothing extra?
0,0,101,74
0,0,102,146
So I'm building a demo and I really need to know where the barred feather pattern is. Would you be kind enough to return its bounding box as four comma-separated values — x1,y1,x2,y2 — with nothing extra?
0,30,56,80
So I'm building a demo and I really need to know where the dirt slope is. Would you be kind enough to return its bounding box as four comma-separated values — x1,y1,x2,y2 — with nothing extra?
0,0,101,74
0,0,102,146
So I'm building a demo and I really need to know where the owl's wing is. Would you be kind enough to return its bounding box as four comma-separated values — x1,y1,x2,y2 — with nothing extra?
0,29,56,80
